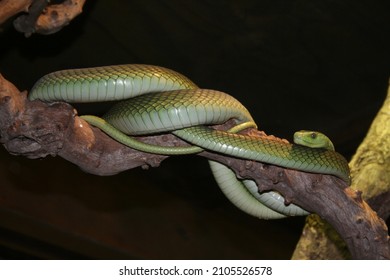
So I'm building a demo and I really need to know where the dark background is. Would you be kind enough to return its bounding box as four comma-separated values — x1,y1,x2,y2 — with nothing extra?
0,0,389,259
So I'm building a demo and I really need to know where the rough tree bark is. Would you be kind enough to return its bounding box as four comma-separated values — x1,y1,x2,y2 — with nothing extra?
0,0,86,36
292,85,390,259
0,73,389,259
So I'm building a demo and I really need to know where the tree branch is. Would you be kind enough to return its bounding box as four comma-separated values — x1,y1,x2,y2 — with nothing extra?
0,73,389,259
0,0,86,36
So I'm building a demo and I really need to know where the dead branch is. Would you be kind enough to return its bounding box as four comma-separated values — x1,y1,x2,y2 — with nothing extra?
0,0,86,36
0,73,389,259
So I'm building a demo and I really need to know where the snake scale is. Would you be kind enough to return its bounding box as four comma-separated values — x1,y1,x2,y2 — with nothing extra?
29,64,350,219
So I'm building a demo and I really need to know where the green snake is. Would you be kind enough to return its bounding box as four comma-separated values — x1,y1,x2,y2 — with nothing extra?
29,64,350,219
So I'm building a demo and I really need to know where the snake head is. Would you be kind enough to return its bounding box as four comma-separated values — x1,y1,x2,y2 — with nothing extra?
293,130,335,151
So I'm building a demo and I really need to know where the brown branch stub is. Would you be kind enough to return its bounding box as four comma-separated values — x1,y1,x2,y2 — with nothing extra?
34,0,86,35
12,0,49,37
1,0,86,36
0,73,389,259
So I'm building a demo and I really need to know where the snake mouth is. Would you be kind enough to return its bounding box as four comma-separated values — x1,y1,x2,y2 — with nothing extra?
293,135,310,146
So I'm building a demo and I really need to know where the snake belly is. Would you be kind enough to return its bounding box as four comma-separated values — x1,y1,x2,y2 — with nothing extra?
29,64,350,219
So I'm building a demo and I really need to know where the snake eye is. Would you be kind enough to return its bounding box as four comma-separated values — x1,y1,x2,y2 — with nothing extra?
310,132,317,139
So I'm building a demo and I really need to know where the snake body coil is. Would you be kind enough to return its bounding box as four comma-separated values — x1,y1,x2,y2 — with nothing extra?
29,64,350,219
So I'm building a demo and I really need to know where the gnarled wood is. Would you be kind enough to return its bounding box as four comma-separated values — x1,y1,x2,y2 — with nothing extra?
0,0,86,36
